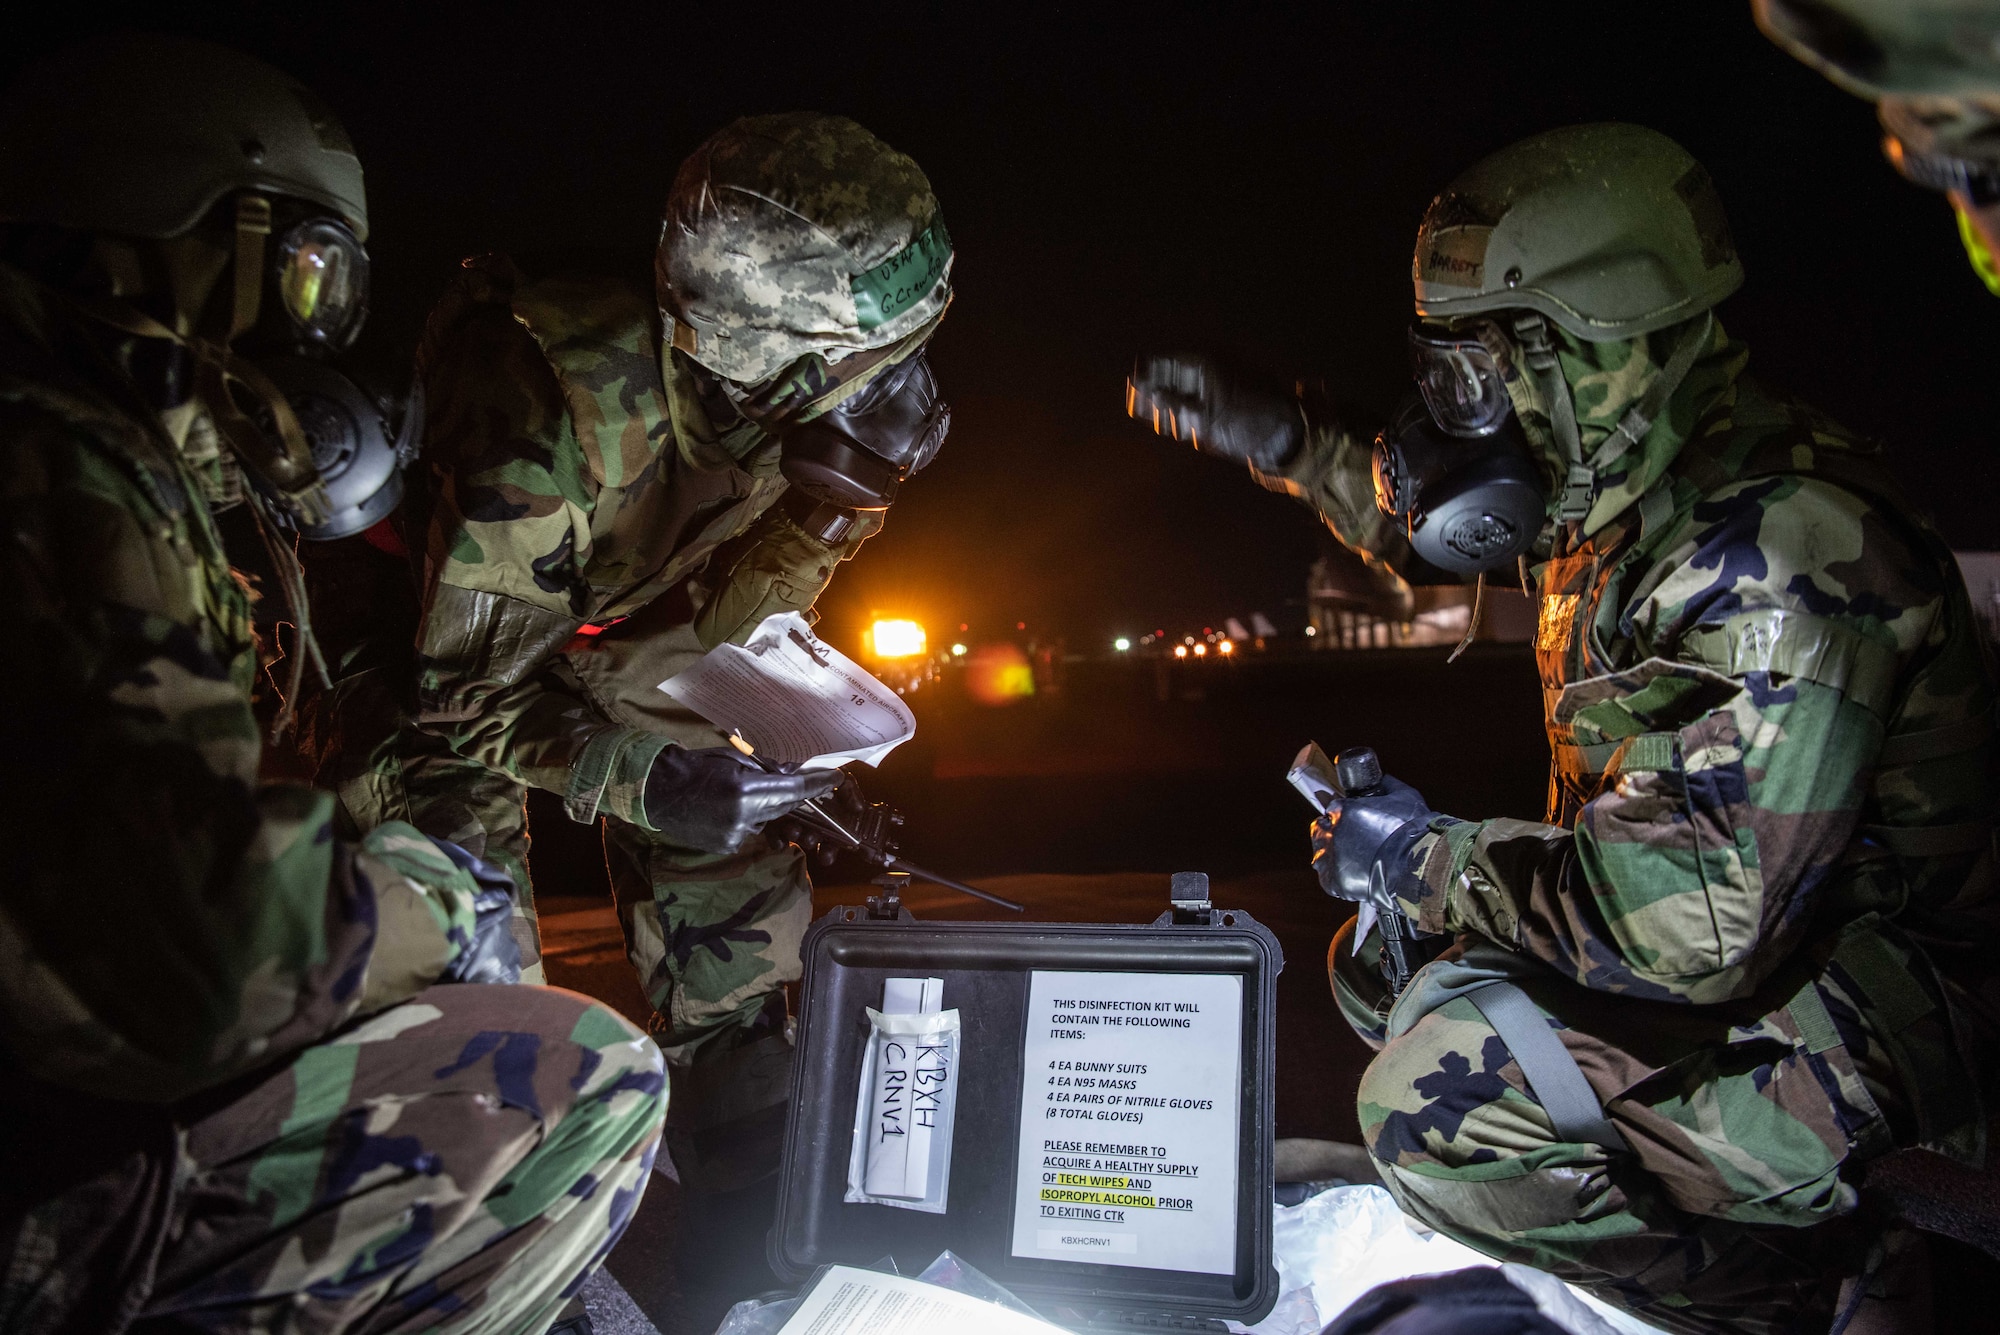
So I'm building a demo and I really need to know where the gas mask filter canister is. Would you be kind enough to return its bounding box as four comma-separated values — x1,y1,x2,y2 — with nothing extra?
254,354,420,540
778,350,950,513
1372,394,1545,577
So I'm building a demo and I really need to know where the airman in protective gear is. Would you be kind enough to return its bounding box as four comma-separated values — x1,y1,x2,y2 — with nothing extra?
1754,0,2000,295
1132,123,1997,1333
313,112,955,1191
0,35,666,1334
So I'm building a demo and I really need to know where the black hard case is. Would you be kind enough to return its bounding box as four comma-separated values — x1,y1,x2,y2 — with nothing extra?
769,900,1284,1331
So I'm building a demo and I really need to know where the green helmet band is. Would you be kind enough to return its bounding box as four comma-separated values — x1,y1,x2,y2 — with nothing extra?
851,214,951,332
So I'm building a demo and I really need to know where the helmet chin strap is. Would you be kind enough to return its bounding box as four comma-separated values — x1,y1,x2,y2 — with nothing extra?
1512,310,1713,530
1511,313,1592,525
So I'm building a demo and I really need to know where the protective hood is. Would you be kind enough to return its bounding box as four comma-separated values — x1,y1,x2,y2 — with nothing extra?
1489,312,1747,536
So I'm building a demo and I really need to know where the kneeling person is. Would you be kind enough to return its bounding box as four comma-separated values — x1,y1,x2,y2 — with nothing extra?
1132,124,1995,1333
334,112,954,1190
0,37,665,1333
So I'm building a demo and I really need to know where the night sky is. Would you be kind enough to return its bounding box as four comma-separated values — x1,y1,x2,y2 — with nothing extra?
12,2,1998,649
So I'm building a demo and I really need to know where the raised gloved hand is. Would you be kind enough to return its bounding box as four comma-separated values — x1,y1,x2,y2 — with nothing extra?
645,745,843,855
1126,355,1305,471
1309,749,1443,917
431,839,524,986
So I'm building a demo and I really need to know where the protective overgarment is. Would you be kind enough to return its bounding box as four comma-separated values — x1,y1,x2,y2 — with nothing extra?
0,262,664,1334
1331,319,1994,1335
0,36,665,1333
317,113,954,1190
1150,125,2000,1334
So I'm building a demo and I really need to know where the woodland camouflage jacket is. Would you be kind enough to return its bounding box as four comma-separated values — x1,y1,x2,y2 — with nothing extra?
410,256,879,830
1273,318,1997,1007
0,263,485,1103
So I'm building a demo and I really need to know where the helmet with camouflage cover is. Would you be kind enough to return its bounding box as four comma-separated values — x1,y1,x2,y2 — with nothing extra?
656,113,953,385
1412,123,1743,340
0,32,367,240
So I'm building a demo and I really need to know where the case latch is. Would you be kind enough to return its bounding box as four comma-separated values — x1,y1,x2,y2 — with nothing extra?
1169,871,1212,925
866,870,910,920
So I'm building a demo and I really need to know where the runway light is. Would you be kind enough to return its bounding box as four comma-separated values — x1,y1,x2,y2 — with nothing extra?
1193,642,1208,657
1114,637,1131,652
951,642,968,657
867,618,927,659
1217,639,1234,655
1173,645,1189,659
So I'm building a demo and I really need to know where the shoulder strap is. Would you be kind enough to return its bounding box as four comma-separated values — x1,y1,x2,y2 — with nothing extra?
1464,982,1630,1152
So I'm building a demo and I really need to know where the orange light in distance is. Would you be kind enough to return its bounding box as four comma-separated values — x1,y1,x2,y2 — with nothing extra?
964,643,1036,705
867,618,927,659
1173,645,1189,659
1192,643,1208,657
1217,639,1234,655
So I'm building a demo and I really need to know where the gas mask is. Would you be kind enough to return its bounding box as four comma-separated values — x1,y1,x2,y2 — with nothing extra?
240,208,419,540
1372,323,1547,576
254,354,421,539
758,349,948,543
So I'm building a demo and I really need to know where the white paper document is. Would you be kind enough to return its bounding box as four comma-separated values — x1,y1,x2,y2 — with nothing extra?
657,611,914,768
774,1266,1066,1335
1010,970,1243,1276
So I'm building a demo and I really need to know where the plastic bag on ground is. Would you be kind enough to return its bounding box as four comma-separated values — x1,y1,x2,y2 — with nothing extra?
1230,1185,1664,1335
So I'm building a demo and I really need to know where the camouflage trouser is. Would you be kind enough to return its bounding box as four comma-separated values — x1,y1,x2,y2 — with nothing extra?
4,983,665,1335
1329,918,1923,1335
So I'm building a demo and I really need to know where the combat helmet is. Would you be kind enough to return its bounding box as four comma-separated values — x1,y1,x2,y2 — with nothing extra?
0,31,367,241
656,113,952,386
1412,123,1743,341
1409,125,1742,527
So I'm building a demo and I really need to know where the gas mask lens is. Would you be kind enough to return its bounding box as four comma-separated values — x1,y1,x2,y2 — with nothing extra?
275,219,369,350
1408,322,1511,438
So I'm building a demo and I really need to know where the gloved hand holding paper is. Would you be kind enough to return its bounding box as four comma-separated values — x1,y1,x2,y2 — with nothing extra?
659,611,916,769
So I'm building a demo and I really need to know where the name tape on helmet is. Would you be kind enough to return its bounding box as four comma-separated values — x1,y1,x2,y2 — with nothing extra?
1417,225,1491,291
852,213,951,331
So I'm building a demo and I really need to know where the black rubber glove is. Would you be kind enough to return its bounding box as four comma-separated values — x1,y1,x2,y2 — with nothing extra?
431,839,524,986
644,745,843,855
1126,355,1305,471
1309,772,1440,917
